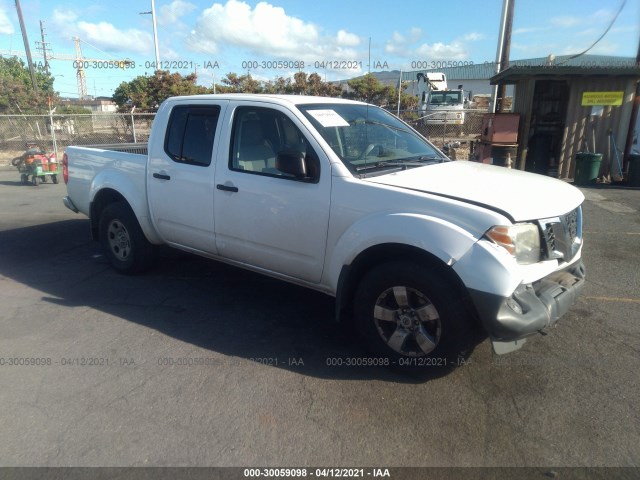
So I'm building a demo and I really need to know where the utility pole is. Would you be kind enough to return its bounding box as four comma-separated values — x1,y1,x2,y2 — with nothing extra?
151,0,160,69
496,0,515,112
14,0,38,91
490,0,513,113
140,1,161,70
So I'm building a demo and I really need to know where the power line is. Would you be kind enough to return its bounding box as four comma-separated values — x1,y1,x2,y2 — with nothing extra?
556,0,627,66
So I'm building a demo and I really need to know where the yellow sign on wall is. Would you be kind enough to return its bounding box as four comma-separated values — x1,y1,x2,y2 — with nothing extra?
581,91,624,106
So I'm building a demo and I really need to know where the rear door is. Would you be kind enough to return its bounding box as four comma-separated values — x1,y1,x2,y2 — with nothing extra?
213,102,331,283
148,101,227,253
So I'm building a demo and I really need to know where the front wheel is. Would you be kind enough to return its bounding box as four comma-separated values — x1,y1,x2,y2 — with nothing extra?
32,176,40,186
99,201,157,274
354,262,474,368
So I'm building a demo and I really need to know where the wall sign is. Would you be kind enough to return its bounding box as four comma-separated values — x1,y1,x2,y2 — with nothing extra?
581,91,624,106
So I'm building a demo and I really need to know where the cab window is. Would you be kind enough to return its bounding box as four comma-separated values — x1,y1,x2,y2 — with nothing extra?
165,105,220,166
229,107,320,183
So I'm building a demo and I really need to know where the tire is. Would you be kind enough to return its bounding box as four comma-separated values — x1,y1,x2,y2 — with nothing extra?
32,176,40,186
20,174,28,184
52,175,59,184
99,201,157,274
11,156,23,167
354,262,474,369
41,175,47,183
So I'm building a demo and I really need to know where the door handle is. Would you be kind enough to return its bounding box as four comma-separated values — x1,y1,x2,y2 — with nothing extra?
216,184,239,193
153,172,171,180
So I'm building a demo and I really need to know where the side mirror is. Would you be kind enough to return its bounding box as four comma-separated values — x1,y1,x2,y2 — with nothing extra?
276,151,307,179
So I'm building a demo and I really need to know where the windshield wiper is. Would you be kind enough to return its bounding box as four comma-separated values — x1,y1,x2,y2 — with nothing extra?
350,119,412,134
395,155,445,163
354,156,442,173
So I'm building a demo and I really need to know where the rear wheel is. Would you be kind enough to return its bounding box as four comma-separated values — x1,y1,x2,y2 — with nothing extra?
99,201,157,274
52,175,59,184
354,262,473,369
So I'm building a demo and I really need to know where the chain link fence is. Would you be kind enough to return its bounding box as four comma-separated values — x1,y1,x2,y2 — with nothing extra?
0,108,487,165
0,113,156,165
398,108,487,160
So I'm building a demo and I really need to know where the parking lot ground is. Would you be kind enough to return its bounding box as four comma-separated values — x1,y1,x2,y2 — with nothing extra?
0,167,639,467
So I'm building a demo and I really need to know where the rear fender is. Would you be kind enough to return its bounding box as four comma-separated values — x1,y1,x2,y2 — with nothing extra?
90,169,162,244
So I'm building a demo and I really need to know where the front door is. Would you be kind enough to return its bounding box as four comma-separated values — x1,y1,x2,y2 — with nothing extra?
214,103,331,283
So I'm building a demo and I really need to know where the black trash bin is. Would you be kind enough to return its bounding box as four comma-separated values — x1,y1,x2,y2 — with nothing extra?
627,154,640,187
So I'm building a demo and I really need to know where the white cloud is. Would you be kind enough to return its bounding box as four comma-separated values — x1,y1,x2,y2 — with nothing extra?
49,8,153,57
385,28,473,59
385,28,423,54
187,0,356,62
189,0,318,56
550,15,582,28
408,28,422,43
415,41,467,60
76,21,153,55
336,29,360,47
462,32,484,42
0,5,14,34
52,8,78,25
158,0,197,26
513,26,549,35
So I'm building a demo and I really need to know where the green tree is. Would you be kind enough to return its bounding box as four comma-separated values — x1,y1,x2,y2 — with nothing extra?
346,73,396,106
112,70,210,111
263,76,292,94
0,57,57,113
218,72,263,93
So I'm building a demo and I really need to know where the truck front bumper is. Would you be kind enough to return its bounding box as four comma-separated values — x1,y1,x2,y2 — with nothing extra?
468,259,586,353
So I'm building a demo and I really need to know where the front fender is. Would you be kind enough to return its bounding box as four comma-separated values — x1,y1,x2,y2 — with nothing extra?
90,167,162,244
324,213,478,291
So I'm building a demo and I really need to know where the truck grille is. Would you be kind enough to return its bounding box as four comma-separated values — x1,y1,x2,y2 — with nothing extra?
543,224,556,252
539,207,582,262
564,209,578,242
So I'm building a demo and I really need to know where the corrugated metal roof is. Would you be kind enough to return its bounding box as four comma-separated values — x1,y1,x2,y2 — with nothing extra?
402,55,636,82
491,65,640,84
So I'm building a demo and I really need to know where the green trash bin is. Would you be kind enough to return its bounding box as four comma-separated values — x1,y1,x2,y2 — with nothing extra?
627,154,640,187
574,152,602,186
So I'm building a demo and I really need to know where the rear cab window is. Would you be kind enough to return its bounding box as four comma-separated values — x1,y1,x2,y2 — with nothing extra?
164,105,221,166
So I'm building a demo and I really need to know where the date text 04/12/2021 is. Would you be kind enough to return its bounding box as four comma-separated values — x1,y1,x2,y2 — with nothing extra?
243,468,391,477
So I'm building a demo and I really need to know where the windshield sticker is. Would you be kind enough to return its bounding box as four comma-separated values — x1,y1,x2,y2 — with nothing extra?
307,109,350,127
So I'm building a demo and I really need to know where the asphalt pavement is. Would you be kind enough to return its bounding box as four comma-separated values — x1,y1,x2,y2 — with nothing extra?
0,167,638,468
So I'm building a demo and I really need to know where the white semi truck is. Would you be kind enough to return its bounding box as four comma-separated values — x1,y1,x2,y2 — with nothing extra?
417,72,468,135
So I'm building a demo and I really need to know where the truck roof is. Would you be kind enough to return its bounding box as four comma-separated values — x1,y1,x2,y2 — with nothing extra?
164,94,367,107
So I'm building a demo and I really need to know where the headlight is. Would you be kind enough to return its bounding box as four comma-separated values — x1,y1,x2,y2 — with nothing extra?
486,223,541,265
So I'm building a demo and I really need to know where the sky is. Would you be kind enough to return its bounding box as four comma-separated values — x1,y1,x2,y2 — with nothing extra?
0,0,638,98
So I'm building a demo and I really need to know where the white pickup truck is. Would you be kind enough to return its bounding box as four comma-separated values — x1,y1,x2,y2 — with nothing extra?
62,94,585,365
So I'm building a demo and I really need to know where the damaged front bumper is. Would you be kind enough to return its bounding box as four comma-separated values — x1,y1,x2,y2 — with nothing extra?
469,259,586,354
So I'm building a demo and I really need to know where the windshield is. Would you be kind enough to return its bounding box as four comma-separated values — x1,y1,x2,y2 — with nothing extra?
428,91,462,105
298,103,445,176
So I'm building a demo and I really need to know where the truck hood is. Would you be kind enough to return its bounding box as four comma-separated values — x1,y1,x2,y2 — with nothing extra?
366,161,584,222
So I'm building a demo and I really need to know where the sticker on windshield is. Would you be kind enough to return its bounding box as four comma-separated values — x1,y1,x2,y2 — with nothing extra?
307,109,350,127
